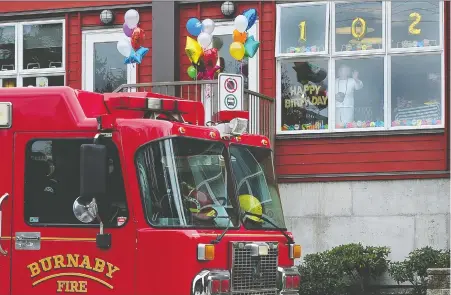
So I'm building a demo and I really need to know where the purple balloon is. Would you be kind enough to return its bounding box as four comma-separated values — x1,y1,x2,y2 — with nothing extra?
123,23,134,37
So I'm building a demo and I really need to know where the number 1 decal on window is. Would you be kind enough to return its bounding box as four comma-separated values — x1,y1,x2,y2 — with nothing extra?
299,21,306,42
409,12,421,35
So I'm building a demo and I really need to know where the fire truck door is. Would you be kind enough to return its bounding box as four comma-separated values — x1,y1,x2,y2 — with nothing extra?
10,133,135,295
0,132,13,295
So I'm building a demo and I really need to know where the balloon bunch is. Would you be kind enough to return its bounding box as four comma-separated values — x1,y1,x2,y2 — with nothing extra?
230,9,260,61
117,9,149,65
185,18,221,80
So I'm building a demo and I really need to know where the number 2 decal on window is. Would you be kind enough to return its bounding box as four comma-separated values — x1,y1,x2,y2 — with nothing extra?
409,12,422,35
299,21,306,42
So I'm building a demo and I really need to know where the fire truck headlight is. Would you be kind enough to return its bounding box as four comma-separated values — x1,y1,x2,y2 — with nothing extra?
192,270,230,295
0,102,12,128
198,243,215,261
277,266,301,292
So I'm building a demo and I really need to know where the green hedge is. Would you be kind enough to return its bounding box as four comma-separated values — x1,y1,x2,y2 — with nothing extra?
297,244,450,295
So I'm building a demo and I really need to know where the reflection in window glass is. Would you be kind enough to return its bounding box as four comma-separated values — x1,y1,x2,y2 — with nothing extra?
391,1,440,49
280,59,328,131
335,58,384,129
23,75,64,87
279,4,327,54
1,78,16,88
23,23,63,70
335,2,383,52
0,26,15,71
391,54,441,127
94,42,127,93
214,34,249,89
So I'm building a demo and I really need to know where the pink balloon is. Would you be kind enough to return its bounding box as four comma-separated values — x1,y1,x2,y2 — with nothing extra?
123,23,134,37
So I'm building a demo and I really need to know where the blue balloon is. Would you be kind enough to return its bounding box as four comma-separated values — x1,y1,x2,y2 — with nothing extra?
244,35,260,58
124,46,149,64
242,8,258,31
186,17,202,36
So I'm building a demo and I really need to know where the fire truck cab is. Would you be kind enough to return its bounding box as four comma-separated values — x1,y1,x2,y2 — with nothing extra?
0,86,301,295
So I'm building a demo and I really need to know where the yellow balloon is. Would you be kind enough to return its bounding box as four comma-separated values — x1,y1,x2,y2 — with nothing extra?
229,41,245,61
185,36,203,64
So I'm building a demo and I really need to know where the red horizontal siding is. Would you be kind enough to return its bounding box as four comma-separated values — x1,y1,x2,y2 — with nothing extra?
275,134,448,178
66,7,152,90
0,1,150,14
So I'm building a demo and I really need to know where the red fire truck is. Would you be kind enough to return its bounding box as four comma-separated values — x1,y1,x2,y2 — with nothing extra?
0,86,301,295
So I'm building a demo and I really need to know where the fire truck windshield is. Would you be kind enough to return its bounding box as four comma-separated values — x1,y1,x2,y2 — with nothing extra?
135,137,240,228
230,144,287,230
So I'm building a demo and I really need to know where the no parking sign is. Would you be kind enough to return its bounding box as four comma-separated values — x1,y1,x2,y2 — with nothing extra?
218,73,243,111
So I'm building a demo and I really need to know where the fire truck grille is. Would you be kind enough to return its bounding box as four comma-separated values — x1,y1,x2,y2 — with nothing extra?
230,241,278,292
233,291,277,295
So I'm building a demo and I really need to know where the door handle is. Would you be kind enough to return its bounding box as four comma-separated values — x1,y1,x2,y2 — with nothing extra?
0,193,9,255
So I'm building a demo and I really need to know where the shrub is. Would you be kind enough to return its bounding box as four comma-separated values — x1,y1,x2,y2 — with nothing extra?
388,246,451,295
298,243,391,295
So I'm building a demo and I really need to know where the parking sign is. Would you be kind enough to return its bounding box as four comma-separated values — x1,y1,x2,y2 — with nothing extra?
218,73,243,111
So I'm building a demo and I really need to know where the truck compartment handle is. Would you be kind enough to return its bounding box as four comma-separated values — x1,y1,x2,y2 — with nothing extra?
0,193,9,255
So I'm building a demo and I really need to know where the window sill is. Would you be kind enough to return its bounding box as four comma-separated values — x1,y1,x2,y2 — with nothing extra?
275,128,445,140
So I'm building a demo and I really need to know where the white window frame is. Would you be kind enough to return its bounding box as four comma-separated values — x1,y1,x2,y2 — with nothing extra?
82,28,137,92
275,1,445,135
0,19,66,88
275,1,330,58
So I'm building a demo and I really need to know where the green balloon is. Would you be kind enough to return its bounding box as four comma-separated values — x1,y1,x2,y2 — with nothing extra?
187,65,197,79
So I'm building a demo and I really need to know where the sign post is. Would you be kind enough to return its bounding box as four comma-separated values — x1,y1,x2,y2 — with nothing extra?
218,73,244,112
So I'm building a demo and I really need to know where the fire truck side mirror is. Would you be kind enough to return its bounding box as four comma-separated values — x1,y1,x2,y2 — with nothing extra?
80,144,107,198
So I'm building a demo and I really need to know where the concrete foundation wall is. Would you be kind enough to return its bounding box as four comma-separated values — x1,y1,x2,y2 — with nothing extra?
280,178,450,262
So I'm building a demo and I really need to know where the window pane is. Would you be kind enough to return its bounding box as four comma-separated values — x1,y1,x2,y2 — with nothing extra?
25,139,129,226
214,34,249,89
391,1,440,49
23,23,63,70
94,41,127,93
23,75,64,87
280,59,328,131
1,78,16,88
0,26,15,71
391,54,442,127
279,4,327,54
335,2,383,52
335,58,384,129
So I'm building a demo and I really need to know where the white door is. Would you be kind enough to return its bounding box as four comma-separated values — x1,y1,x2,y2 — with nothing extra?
82,29,136,93
210,22,260,132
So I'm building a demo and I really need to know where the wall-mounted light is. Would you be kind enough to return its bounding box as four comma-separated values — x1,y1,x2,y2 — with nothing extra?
100,9,115,25
221,1,235,18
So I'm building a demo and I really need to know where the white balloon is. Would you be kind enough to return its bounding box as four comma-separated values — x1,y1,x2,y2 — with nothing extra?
197,32,212,49
117,38,132,57
234,15,248,33
124,9,140,29
202,18,215,34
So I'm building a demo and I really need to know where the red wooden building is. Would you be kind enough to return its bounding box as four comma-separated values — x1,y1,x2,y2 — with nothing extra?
0,0,449,260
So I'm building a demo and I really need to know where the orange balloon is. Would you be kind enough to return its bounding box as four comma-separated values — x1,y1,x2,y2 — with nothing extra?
233,29,247,44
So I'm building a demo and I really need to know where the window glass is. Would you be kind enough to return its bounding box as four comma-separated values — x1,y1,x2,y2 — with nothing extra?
279,4,327,54
391,54,442,127
0,26,15,71
335,2,383,52
23,75,64,87
94,42,127,93
214,34,249,89
23,23,63,70
280,59,329,131
1,78,16,88
136,138,239,228
391,1,440,49
24,139,129,226
335,57,384,129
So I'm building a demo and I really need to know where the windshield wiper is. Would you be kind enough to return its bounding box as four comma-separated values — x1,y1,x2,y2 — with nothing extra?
210,216,233,245
241,211,294,244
